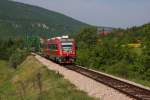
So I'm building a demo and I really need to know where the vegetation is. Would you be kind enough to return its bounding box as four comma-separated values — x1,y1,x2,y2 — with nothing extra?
0,0,149,99
0,56,96,100
0,0,88,39
0,38,29,69
75,24,150,87
0,5,91,97
0,39,20,60
0,0,150,97
9,49,29,69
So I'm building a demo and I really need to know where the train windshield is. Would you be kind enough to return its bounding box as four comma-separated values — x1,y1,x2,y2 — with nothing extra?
61,42,72,51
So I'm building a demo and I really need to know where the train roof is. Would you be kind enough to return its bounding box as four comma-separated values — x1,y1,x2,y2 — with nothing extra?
48,35,74,42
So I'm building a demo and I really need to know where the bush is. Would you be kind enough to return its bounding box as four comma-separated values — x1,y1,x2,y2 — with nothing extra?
0,39,24,60
9,49,29,69
106,61,131,78
75,27,98,47
76,48,91,67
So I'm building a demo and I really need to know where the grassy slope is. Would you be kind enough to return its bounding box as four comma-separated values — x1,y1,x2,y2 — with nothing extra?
0,56,95,100
0,60,16,99
0,0,88,39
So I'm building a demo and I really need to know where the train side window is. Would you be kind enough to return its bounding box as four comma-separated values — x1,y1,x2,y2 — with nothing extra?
49,44,58,50
49,44,53,50
53,44,58,50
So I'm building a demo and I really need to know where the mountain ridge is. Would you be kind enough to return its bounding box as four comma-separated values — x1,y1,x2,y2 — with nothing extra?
0,0,89,39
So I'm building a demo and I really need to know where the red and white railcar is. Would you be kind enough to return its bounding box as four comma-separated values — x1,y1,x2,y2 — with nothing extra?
40,36,76,63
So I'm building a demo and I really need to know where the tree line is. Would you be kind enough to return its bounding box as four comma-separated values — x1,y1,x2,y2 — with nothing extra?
75,24,150,85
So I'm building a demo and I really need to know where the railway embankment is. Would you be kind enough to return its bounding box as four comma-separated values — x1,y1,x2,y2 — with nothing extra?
0,56,95,100
35,54,133,100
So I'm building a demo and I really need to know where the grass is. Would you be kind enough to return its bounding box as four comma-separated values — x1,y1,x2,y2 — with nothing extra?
0,56,96,100
0,60,15,88
97,62,150,87
132,48,142,56
0,60,16,99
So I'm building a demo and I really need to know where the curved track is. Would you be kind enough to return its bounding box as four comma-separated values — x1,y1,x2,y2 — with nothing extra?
64,65,150,100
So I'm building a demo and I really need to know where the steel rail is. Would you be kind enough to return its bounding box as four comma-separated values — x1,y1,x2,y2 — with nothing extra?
64,65,150,100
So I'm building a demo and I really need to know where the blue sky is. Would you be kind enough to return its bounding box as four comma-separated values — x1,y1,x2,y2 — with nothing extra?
13,0,150,28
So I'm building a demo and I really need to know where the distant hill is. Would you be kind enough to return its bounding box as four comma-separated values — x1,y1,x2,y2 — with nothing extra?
126,23,150,35
0,0,89,39
116,23,150,39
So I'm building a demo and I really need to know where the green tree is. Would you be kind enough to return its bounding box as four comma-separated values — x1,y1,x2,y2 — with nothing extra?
76,27,98,46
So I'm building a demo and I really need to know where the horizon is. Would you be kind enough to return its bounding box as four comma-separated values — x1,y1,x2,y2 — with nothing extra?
12,0,150,28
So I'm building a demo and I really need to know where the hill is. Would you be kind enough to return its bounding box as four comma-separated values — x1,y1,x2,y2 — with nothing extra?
0,0,88,39
125,23,150,38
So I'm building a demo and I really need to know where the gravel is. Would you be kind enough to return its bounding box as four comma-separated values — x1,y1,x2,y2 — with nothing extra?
35,54,133,100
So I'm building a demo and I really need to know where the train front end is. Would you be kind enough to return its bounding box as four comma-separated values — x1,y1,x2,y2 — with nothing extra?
59,36,76,64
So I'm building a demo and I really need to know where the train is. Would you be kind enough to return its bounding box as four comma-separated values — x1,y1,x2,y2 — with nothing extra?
40,36,77,64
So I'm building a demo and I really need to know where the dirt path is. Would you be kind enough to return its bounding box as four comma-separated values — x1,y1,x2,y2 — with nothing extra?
35,54,133,100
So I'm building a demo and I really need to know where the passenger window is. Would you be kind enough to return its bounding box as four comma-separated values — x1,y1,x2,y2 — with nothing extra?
53,44,58,50
49,44,57,50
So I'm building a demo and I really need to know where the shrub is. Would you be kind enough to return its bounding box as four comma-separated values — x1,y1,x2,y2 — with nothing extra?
106,61,131,78
9,49,29,69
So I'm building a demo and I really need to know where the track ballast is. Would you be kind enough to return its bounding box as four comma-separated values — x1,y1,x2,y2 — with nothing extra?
64,65,150,100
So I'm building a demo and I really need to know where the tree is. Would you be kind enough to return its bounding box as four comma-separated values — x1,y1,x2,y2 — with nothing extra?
76,27,98,47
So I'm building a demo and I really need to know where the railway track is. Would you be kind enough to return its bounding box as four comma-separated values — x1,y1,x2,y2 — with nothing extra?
64,65,150,100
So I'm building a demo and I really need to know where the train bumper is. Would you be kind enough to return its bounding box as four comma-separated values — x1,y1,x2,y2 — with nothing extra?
56,56,76,63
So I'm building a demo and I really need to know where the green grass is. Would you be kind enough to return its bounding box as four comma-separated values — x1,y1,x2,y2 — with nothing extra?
132,48,142,56
97,63,150,87
129,78,150,87
0,60,14,86
0,56,96,100
0,60,16,99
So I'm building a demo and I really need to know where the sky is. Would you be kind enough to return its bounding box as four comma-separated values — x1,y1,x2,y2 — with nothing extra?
13,0,150,28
